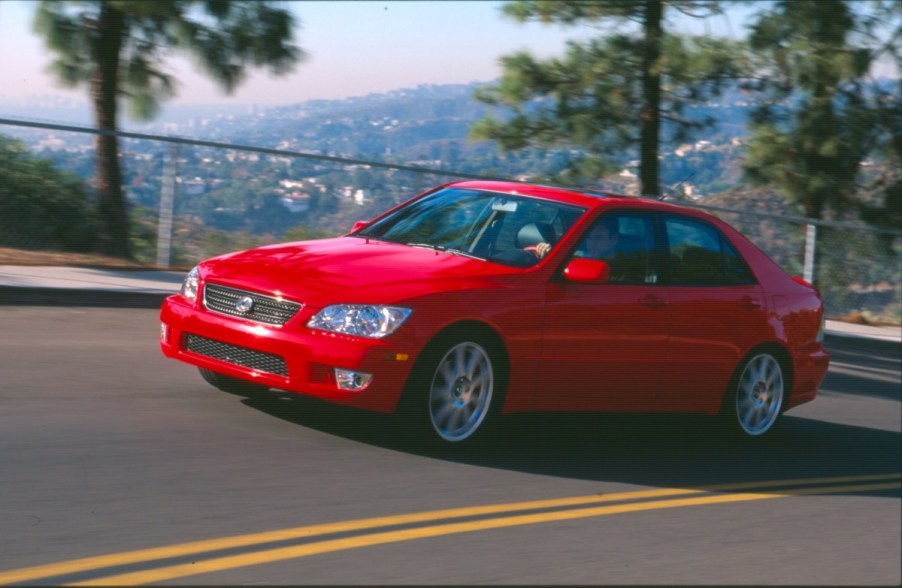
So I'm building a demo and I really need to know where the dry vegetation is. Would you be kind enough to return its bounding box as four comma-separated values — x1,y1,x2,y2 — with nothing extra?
0,247,182,270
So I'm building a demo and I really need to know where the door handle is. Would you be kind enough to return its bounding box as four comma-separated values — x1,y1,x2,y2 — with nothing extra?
738,296,762,311
640,294,667,309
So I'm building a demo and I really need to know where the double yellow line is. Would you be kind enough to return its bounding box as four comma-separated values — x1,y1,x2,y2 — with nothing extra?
2,473,898,586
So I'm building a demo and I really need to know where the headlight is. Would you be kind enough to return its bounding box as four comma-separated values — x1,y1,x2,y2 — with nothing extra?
307,305,412,339
180,266,200,301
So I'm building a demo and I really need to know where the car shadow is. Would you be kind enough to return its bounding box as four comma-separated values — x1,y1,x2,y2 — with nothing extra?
236,391,900,499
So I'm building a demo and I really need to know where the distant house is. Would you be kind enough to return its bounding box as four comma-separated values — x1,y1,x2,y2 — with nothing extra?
675,140,718,157
280,192,311,213
279,179,305,189
35,135,66,151
176,176,207,196
340,186,369,205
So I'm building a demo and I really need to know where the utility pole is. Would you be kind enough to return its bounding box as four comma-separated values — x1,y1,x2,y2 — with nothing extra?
156,143,178,267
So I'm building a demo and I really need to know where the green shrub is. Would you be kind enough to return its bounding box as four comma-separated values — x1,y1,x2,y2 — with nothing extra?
0,135,96,251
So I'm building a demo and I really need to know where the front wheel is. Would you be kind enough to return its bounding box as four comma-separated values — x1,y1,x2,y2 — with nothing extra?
198,367,270,396
730,352,785,436
402,338,503,446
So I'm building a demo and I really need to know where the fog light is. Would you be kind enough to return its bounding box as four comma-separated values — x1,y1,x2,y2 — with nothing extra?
334,369,373,391
160,322,170,344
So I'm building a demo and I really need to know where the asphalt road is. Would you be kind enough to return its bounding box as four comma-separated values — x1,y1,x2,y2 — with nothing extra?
0,307,899,585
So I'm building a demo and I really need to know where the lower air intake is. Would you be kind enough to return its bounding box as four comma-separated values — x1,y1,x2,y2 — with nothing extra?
184,334,288,377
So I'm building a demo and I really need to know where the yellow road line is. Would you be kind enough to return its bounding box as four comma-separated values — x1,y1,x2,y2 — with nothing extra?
73,480,902,586
0,487,696,585
0,473,897,585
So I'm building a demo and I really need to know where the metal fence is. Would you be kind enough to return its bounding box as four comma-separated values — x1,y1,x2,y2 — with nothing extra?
1,118,900,325
678,201,901,325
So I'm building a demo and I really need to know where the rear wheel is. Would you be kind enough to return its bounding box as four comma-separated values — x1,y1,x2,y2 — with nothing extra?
198,368,270,396
402,337,503,446
730,352,785,436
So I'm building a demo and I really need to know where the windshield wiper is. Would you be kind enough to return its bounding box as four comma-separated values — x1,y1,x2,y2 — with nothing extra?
405,242,484,261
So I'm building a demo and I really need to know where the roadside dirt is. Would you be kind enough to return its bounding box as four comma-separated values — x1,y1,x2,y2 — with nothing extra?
0,248,180,270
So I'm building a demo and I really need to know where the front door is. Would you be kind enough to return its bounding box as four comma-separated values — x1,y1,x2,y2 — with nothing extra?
538,212,669,411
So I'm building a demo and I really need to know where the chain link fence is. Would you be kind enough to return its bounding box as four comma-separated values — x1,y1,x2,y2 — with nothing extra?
680,201,901,325
1,119,900,325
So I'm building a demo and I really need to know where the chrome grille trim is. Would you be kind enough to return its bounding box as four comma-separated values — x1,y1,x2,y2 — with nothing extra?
184,334,288,377
203,283,302,326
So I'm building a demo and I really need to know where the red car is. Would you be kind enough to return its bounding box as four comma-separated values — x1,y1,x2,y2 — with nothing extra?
160,180,829,445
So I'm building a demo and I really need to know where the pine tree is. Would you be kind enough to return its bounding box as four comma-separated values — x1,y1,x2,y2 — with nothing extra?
471,0,743,195
743,0,900,221
33,1,302,258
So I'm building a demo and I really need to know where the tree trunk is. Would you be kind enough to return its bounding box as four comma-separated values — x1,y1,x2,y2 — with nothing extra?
638,0,662,197
91,2,130,258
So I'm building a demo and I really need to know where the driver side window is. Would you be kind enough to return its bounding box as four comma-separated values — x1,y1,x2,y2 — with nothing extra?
574,213,657,285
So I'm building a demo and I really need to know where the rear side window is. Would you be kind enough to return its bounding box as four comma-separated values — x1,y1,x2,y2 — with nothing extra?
665,216,755,286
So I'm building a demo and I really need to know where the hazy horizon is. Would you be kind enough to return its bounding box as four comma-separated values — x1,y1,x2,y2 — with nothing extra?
0,1,895,126
0,1,603,108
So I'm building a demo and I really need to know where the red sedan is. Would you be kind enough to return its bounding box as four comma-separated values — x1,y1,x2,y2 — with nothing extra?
160,181,829,445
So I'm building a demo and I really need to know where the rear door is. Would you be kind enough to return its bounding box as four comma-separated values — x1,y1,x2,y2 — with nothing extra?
660,214,766,413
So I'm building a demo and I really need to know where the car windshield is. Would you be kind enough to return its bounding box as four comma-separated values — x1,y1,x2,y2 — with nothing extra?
355,187,587,267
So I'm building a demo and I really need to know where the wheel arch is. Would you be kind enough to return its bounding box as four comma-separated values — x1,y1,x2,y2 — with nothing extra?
401,319,511,412
418,320,510,381
720,341,795,415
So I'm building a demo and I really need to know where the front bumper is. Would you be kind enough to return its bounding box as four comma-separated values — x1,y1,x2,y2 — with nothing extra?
159,294,418,413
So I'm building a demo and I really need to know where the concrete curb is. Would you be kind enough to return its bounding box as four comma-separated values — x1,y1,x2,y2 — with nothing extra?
0,286,169,309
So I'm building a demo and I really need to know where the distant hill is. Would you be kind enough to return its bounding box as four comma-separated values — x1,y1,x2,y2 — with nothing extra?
135,80,759,195
3,80,893,199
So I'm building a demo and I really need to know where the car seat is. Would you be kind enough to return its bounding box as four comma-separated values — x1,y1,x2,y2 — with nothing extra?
515,222,556,249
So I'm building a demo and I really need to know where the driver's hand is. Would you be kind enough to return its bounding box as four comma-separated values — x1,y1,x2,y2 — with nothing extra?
535,242,551,258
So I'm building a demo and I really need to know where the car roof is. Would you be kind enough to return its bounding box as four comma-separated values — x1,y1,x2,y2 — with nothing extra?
447,180,703,216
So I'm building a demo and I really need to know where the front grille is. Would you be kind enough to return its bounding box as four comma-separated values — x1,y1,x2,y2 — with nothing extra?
185,334,288,377
204,283,302,326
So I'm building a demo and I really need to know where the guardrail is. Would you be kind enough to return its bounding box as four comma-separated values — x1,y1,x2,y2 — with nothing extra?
1,117,899,325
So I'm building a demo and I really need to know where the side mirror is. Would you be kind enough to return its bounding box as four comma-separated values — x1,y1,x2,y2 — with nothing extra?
350,220,370,234
564,258,610,284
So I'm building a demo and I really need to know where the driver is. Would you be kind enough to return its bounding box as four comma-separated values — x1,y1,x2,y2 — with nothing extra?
534,217,619,260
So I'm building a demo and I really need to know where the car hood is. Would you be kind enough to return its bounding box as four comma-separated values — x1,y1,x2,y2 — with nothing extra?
200,237,521,307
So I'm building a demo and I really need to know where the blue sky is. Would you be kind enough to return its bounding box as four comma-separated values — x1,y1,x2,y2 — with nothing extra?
0,0,891,113
0,1,762,108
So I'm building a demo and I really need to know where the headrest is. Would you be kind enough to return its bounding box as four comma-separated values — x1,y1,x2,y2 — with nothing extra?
516,222,555,248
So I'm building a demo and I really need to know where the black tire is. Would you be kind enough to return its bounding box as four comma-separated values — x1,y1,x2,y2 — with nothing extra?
198,367,270,396
724,351,786,437
400,336,505,447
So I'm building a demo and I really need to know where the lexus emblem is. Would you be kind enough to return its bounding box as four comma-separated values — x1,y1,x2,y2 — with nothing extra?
235,296,254,314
